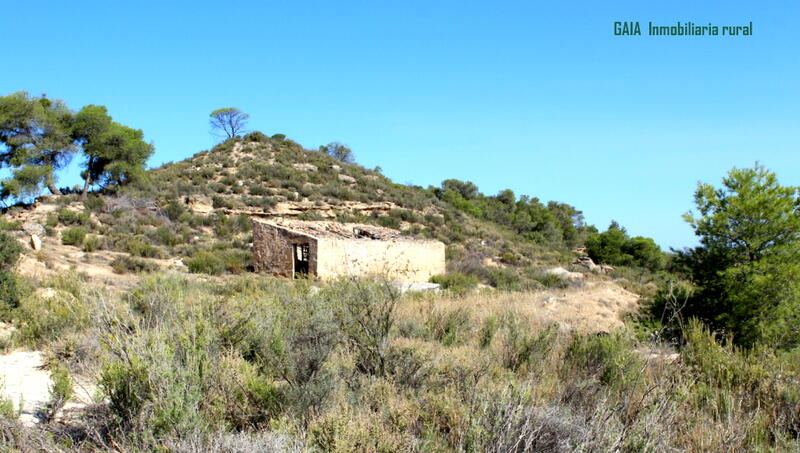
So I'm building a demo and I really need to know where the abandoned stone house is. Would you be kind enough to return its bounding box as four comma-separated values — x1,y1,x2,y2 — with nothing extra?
252,219,446,282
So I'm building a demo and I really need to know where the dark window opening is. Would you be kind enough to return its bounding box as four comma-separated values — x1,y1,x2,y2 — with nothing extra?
293,243,310,277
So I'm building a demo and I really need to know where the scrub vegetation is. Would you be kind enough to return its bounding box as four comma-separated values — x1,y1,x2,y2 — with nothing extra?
1,93,799,451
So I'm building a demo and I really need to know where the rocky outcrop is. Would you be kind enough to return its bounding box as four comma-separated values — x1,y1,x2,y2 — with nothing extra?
292,163,318,172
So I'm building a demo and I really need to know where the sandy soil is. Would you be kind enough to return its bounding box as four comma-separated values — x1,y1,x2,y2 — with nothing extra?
399,280,640,334
0,350,96,426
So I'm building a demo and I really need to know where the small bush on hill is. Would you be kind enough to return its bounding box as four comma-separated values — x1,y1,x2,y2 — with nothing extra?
111,256,160,274
61,227,87,246
430,272,478,295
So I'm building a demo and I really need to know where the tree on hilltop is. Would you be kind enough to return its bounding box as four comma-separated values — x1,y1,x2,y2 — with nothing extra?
210,107,249,139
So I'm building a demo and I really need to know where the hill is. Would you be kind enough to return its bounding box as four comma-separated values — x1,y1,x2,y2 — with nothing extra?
5,132,605,290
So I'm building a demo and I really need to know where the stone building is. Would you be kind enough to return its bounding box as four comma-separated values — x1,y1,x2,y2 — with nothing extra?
252,219,445,282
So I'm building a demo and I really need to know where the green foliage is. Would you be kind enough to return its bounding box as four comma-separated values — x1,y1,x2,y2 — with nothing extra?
43,364,74,422
243,131,269,143
0,232,21,270
563,331,644,391
111,256,160,274
0,270,20,315
319,142,355,163
429,272,478,295
0,92,75,198
61,226,87,246
82,235,103,252
72,104,154,193
186,248,251,275
210,107,249,138
673,165,800,349
0,92,152,201
426,307,471,346
586,221,664,271
57,208,90,225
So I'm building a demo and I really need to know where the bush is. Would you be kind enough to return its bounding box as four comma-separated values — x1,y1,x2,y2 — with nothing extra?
57,208,90,226
83,195,105,212
244,131,269,143
111,256,160,274
82,235,103,252
0,271,20,314
0,232,21,270
430,272,478,295
563,330,643,391
186,249,251,275
61,227,87,246
426,307,471,346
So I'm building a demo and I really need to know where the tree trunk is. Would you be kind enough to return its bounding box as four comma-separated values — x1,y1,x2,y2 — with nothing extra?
81,175,91,200
47,181,62,195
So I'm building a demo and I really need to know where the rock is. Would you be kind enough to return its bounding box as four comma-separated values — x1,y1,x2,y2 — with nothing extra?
292,163,318,172
22,222,46,237
598,264,615,274
572,256,598,272
330,164,341,172
30,234,42,251
543,267,584,282
338,174,357,184
392,282,441,293
34,288,59,299
185,195,213,214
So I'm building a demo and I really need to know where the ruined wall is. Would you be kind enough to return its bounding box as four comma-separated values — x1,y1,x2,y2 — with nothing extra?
252,221,318,277
315,238,445,282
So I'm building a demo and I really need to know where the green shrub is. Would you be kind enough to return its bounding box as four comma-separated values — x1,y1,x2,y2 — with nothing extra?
0,232,21,269
244,131,270,143
186,249,251,275
83,195,105,212
162,200,186,222
501,320,557,372
186,250,225,275
61,226,87,246
111,256,160,274
426,307,472,346
43,365,73,422
563,330,643,391
82,235,103,252
122,237,164,258
57,208,90,226
0,270,20,314
430,272,478,295
0,218,21,231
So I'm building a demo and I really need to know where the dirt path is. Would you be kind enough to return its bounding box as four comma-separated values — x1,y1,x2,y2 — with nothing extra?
0,350,96,426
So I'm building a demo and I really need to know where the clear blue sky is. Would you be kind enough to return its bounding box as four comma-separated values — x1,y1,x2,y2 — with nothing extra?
2,0,798,249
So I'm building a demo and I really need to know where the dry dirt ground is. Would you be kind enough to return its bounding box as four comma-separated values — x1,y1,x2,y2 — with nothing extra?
399,280,640,334
0,350,96,426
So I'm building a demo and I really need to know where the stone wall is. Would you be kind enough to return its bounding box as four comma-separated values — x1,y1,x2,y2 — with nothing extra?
252,221,318,278
315,238,445,282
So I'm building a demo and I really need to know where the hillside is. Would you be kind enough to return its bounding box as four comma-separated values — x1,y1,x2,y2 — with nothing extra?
4,132,605,290
2,134,798,452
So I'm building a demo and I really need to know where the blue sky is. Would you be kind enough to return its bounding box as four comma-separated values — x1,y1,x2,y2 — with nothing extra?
2,0,797,249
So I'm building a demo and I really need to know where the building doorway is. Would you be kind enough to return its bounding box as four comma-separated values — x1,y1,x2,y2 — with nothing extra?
293,243,310,278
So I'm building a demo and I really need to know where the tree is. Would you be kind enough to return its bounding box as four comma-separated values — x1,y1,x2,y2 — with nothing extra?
440,179,479,200
0,92,75,197
585,221,664,270
676,165,800,348
72,105,154,198
209,107,249,139
319,142,354,163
